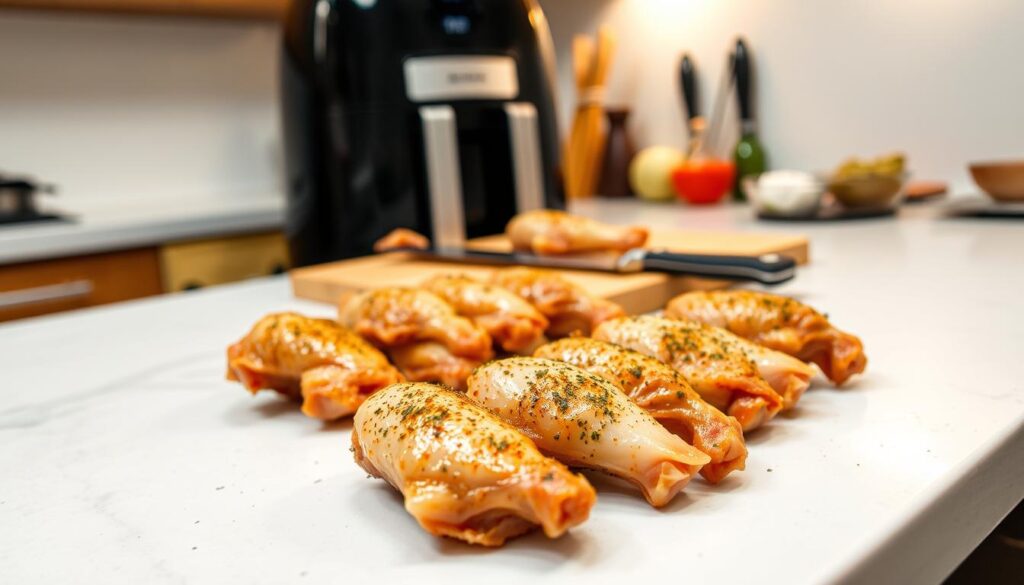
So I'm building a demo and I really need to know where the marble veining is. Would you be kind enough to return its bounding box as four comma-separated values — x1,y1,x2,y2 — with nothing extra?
1,202,1022,584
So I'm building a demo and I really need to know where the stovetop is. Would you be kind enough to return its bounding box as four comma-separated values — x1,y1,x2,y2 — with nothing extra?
0,212,71,227
0,174,70,227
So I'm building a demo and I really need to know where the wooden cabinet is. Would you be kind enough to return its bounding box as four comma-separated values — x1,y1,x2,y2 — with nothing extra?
159,232,289,292
0,231,290,322
0,0,286,20
0,248,163,322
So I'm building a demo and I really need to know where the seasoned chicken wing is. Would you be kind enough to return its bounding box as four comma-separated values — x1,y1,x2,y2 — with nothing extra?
226,312,402,420
534,337,746,484
338,288,493,389
387,342,479,391
645,317,815,410
352,383,596,547
718,329,816,409
491,267,624,338
593,316,784,431
467,358,710,507
373,228,430,253
665,290,867,385
422,274,548,354
506,209,649,255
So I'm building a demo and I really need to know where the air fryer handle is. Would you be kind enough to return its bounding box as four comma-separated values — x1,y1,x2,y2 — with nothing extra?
641,251,796,285
312,0,332,73
419,106,467,249
733,38,753,123
505,103,546,214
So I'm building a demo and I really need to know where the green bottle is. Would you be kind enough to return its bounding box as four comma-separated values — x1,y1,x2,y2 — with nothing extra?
731,38,766,202
734,122,766,202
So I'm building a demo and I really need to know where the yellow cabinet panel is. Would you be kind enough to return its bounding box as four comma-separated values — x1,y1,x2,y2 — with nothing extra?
159,232,289,292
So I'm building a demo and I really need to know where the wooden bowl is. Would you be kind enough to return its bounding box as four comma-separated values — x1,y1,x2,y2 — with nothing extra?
827,173,906,209
970,160,1024,202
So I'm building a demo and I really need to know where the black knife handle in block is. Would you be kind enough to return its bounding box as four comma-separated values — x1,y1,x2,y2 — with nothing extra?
733,38,753,123
642,251,796,285
680,53,699,120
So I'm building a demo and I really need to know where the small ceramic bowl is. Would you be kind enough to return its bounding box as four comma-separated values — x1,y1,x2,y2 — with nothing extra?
827,172,908,209
969,160,1024,202
744,174,824,218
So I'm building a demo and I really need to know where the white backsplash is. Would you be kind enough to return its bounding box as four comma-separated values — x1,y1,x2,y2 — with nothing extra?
0,12,280,204
1,2,1022,203
541,0,1024,193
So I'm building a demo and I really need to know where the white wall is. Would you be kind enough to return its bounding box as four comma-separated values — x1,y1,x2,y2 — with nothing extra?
541,0,1024,192
1,2,1021,202
0,12,280,203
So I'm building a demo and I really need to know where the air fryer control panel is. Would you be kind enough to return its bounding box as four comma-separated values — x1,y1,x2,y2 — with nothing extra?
404,55,519,102
431,0,480,35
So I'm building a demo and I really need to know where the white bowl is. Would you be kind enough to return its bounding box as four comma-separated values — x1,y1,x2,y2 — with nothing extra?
745,173,824,217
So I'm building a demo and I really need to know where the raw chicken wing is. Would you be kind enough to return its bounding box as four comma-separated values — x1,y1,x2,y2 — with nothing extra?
338,287,493,389
506,209,649,255
226,312,402,420
422,274,548,354
467,357,710,507
373,228,430,252
387,342,479,391
665,290,867,385
352,382,595,546
534,337,746,483
654,318,816,410
491,267,624,337
593,316,784,431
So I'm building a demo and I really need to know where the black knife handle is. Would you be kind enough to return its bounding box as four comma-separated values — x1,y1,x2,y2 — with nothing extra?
642,251,796,285
680,53,699,120
733,38,753,124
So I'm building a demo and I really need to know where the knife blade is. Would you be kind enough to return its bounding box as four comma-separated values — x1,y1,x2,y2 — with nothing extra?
402,247,796,285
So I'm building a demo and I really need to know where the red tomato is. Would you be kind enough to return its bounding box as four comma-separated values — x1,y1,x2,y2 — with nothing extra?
671,159,736,205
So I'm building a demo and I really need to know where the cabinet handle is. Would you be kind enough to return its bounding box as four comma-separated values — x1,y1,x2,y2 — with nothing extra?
0,280,94,310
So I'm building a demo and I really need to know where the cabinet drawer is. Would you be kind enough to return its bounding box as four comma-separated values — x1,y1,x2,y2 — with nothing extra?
159,232,289,292
0,248,163,322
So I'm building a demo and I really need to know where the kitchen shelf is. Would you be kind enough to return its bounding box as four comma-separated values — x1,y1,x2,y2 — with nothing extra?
0,0,286,20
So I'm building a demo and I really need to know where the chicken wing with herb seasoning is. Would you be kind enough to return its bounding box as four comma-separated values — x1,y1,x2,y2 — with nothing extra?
422,274,549,354
506,209,649,255
534,337,746,484
490,267,624,338
386,342,480,391
467,357,710,507
593,316,784,431
352,382,596,547
717,327,816,409
665,290,867,385
643,316,816,410
226,312,403,420
338,287,493,389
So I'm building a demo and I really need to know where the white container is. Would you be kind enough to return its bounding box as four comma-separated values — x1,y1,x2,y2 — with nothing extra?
747,170,825,217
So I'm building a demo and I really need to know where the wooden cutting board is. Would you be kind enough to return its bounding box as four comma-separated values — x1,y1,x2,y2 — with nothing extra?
289,229,808,314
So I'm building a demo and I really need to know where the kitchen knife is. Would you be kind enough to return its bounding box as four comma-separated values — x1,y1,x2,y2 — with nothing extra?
732,37,767,202
680,53,699,121
403,247,796,285
733,38,753,126
680,53,706,158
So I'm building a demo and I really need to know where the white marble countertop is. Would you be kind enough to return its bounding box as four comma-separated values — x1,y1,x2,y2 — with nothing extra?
0,193,285,265
1,201,1022,584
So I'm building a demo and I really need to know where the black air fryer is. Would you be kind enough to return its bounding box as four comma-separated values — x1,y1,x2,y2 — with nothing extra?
281,0,564,266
